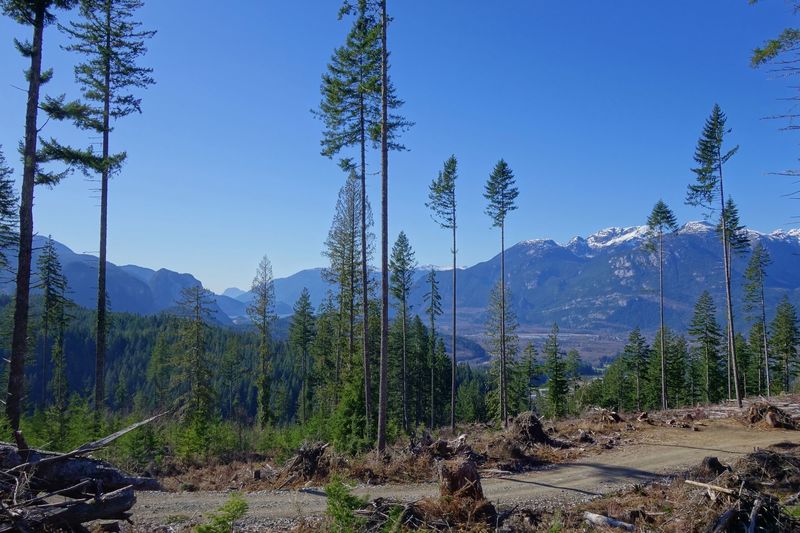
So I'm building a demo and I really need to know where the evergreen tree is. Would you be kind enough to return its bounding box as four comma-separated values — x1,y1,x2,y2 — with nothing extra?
517,341,539,412
146,331,172,410
543,323,568,418
423,269,442,428
734,333,751,396
743,242,772,396
685,104,743,407
748,321,768,396
318,0,409,449
47,304,69,446
770,296,799,393
323,173,372,400
389,231,416,432
35,236,68,407
219,337,244,419
645,200,677,410
174,285,215,454
485,281,519,423
247,255,276,427
0,148,18,267
622,328,650,411
47,0,155,415
717,197,750,256
289,288,315,424
2,0,79,431
667,335,689,408
426,155,458,430
688,291,724,403
483,159,519,427
310,293,340,414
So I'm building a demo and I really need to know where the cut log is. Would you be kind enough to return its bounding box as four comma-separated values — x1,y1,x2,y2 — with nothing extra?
684,479,736,495
0,414,163,532
0,444,160,495
582,511,635,531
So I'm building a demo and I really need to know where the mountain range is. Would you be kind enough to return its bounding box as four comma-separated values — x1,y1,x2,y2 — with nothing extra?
5,222,799,357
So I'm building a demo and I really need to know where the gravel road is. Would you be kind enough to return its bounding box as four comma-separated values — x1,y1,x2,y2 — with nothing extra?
126,421,799,531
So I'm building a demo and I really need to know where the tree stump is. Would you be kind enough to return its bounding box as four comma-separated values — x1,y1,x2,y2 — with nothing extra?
437,459,483,500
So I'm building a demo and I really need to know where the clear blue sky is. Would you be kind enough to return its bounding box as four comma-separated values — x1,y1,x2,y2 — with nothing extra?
0,1,797,293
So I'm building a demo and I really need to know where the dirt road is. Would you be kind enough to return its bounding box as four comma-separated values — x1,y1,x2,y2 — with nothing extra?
129,422,799,530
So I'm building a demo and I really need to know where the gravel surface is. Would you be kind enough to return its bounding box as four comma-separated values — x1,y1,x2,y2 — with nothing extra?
123,420,799,531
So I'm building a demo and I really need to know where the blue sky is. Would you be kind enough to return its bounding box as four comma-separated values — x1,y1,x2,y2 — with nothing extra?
0,1,797,293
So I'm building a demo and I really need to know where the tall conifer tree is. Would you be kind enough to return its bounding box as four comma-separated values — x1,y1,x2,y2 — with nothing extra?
2,0,78,431
483,159,519,427
423,269,442,428
427,155,458,430
248,256,276,427
744,243,772,396
36,236,68,407
49,0,155,414
318,0,409,442
646,200,677,410
770,296,799,393
623,327,650,411
389,231,416,432
290,288,316,424
544,323,568,418
686,104,743,407
688,291,724,403
0,148,18,267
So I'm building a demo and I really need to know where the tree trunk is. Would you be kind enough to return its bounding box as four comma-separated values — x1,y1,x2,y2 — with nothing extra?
430,306,435,429
500,223,508,427
659,230,667,410
95,1,112,416
451,222,457,431
717,154,741,407
401,300,408,432
359,81,371,439
376,0,389,452
8,3,46,432
760,280,771,398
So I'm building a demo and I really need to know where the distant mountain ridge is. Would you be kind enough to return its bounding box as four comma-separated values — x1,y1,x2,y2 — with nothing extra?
6,222,799,340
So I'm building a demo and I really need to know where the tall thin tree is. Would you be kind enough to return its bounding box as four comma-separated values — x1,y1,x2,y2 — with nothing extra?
289,288,315,424
389,231,416,433
0,148,18,266
686,104,743,407
248,255,276,427
483,159,518,427
51,0,155,414
645,200,678,410
427,155,458,430
743,243,772,397
36,237,68,407
1,0,77,430
318,0,409,440
423,269,442,428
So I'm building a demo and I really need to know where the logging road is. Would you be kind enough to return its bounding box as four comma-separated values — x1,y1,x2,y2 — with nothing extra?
128,421,799,530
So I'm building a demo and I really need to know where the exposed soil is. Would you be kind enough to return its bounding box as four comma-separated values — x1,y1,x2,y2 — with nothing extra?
122,417,800,531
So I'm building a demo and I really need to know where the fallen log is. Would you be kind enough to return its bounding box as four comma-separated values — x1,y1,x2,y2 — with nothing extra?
582,511,634,531
0,413,164,532
684,479,736,495
0,444,160,495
